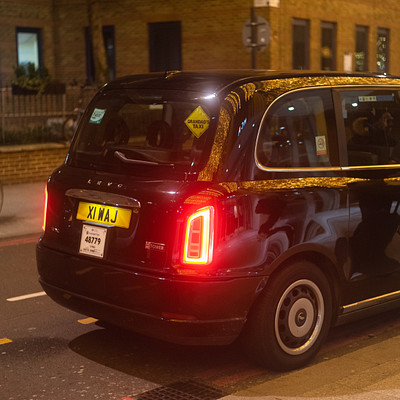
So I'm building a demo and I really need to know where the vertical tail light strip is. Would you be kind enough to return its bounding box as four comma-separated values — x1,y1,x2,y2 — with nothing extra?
42,185,48,231
183,206,214,265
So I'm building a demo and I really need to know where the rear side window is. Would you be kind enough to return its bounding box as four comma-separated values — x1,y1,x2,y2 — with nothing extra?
339,89,400,166
256,89,336,169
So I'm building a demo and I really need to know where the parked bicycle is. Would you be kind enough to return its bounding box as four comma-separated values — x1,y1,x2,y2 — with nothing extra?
62,83,97,141
62,98,85,142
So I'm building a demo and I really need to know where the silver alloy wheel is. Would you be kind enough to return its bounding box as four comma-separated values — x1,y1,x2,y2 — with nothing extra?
274,279,324,355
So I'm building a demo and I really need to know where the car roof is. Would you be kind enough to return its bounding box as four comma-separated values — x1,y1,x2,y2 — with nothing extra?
103,70,393,96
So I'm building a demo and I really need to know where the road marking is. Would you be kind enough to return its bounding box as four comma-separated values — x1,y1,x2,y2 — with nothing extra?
78,317,98,325
0,338,12,345
6,291,46,302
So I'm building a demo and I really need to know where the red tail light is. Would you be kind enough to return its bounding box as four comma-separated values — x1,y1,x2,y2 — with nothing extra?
183,206,214,265
42,185,48,231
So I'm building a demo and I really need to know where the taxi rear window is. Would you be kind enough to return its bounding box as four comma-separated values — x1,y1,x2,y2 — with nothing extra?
70,90,218,175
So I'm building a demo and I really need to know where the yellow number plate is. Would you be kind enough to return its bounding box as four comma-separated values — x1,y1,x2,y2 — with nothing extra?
76,202,132,229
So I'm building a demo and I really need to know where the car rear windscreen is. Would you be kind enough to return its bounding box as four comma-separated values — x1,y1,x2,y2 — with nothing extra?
70,89,219,177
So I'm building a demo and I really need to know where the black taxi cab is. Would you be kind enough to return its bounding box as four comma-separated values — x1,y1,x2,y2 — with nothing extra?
37,71,400,371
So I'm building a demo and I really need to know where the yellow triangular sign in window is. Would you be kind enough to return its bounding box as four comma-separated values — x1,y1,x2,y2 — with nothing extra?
184,106,210,138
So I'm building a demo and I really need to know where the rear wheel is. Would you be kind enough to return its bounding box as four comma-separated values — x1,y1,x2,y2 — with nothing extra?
243,261,333,371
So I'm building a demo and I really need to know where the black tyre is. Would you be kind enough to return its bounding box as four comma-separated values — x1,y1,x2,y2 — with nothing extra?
243,261,333,371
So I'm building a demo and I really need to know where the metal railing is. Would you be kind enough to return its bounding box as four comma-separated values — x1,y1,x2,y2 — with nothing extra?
0,85,97,144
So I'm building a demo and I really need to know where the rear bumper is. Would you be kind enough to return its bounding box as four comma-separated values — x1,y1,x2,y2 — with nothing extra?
37,243,265,345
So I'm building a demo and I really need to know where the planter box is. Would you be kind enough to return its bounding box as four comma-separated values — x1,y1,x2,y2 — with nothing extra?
11,84,38,95
11,82,66,96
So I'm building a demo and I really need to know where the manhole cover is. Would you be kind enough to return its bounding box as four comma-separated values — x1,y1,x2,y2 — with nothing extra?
136,380,225,400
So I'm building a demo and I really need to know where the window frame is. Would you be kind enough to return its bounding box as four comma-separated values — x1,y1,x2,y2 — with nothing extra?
148,21,182,72
15,27,43,69
321,21,337,71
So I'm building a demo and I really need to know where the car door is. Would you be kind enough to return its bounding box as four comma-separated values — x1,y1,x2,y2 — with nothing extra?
335,86,400,306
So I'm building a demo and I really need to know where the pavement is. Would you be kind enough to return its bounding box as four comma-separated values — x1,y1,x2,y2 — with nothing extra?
220,334,400,399
0,180,46,241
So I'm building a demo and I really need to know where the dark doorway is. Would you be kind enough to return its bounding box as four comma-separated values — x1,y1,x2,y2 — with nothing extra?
292,18,310,70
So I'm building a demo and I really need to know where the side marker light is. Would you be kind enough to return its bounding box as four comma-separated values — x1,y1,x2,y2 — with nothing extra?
42,185,48,231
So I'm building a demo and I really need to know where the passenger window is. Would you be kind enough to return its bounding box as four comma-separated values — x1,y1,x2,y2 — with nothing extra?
339,89,400,166
256,90,335,168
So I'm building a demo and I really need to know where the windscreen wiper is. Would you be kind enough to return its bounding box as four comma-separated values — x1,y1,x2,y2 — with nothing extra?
114,150,174,167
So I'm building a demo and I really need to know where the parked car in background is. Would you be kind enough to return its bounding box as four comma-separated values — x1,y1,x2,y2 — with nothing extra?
37,71,400,371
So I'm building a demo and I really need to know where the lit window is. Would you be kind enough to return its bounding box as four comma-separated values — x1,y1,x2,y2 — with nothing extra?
16,27,42,69
377,28,390,74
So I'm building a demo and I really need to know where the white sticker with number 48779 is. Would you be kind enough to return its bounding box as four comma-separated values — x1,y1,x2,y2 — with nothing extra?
79,224,107,258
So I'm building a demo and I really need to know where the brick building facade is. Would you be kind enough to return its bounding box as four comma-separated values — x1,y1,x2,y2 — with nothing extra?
0,0,399,85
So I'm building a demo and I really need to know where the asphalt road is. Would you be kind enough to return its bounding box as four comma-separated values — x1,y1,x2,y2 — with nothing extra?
0,237,275,400
1,183,400,399
1,237,400,400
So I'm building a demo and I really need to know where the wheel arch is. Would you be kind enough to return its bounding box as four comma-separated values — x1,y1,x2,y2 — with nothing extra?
241,251,341,370
250,249,342,327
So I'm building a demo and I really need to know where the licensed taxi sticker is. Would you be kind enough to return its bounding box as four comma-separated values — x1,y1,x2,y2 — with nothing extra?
76,202,132,229
184,106,210,138
358,95,394,103
358,96,377,103
315,135,327,156
89,108,106,124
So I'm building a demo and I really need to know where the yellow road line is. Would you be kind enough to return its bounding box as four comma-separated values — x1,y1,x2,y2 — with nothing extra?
78,317,98,325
